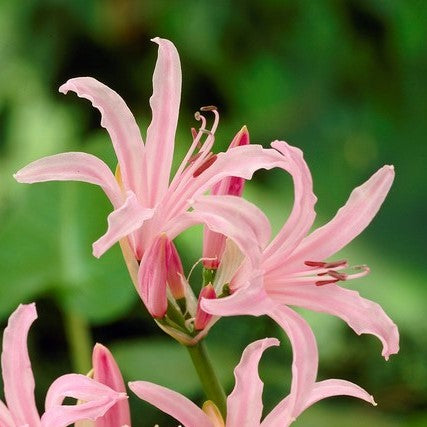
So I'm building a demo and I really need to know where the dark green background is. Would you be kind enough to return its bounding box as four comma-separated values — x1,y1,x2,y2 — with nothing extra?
0,1,426,425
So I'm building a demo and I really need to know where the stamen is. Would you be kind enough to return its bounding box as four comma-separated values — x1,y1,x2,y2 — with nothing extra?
324,270,348,281
305,259,347,269
193,154,218,177
315,279,339,286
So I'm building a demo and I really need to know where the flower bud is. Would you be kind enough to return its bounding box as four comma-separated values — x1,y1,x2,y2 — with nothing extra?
194,284,216,330
203,126,249,269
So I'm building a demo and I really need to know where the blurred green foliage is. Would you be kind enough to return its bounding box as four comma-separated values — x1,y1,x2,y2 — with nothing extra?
0,0,426,425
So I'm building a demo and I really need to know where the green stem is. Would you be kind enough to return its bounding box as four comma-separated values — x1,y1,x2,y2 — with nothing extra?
64,309,92,374
186,340,227,418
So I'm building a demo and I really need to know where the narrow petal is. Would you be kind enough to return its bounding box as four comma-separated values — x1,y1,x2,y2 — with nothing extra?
42,374,127,427
129,381,211,427
0,401,15,427
144,38,182,207
302,379,376,412
284,165,395,272
269,283,399,359
226,338,279,427
264,305,319,424
92,191,154,258
137,234,169,318
162,144,287,222
263,141,316,269
14,152,122,208
165,206,264,269
195,195,271,250
201,274,270,318
1,303,40,427
59,77,145,201
92,344,131,427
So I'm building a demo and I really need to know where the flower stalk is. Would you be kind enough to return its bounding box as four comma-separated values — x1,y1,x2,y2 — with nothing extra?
186,340,227,418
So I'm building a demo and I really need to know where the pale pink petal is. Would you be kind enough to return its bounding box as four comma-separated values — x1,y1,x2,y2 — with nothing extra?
1,303,40,426
92,344,131,427
144,38,182,207
92,191,154,258
263,141,316,269
162,144,287,221
284,165,395,272
129,381,211,427
0,401,15,427
42,374,127,427
269,283,399,359
264,305,318,424
59,77,145,201
226,338,279,427
137,234,169,318
165,206,263,269
195,195,271,250
14,152,122,208
301,379,376,412
201,274,269,318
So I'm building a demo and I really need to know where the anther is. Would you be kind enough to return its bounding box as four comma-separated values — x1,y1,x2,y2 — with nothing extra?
305,259,347,269
193,154,218,177
325,270,348,281
315,279,339,286
200,105,218,111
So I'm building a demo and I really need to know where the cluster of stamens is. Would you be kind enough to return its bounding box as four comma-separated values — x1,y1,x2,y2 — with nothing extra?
304,260,370,286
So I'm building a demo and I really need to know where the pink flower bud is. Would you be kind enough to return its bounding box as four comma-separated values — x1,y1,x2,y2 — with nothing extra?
137,234,168,318
203,126,250,268
165,240,186,299
194,284,216,330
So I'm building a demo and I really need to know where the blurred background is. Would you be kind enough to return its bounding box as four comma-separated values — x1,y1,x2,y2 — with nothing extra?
0,0,426,425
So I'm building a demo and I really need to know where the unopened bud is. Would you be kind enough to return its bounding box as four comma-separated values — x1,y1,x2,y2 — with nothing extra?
194,284,216,330
137,234,169,318
165,240,186,299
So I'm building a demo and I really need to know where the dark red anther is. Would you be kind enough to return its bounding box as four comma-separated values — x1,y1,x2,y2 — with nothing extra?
305,259,347,269
193,154,218,177
315,279,339,286
326,270,348,281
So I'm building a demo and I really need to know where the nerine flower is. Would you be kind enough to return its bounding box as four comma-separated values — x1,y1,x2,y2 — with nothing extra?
75,343,131,427
199,141,399,360
14,38,289,322
129,304,376,427
0,304,127,427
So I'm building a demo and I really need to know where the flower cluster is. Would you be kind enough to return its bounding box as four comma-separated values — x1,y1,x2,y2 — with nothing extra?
7,38,399,426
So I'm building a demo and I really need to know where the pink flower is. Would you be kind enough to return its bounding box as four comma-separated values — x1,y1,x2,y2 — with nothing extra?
13,38,288,320
0,304,127,427
199,141,399,360
129,304,376,426
75,343,131,427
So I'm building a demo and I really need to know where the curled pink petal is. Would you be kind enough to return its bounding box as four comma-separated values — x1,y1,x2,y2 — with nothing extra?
92,191,154,258
285,165,395,272
144,38,182,207
14,152,122,208
59,77,145,202
129,381,211,427
1,303,40,427
227,338,279,427
43,374,127,427
137,234,169,318
265,305,319,423
92,344,131,427
270,283,399,359
263,141,316,268
163,144,287,221
302,379,376,412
